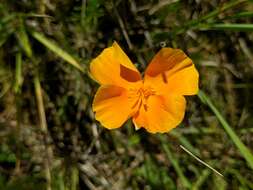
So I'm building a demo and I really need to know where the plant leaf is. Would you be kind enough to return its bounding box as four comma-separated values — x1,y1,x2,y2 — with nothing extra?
30,31,84,72
198,90,253,170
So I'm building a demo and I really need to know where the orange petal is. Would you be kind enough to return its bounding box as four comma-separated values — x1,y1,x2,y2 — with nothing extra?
90,42,141,87
92,85,134,129
144,48,199,95
132,94,186,133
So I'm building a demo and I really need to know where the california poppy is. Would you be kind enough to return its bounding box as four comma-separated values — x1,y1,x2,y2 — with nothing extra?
90,42,199,133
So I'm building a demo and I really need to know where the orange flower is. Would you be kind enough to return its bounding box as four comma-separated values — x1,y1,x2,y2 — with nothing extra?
90,42,199,133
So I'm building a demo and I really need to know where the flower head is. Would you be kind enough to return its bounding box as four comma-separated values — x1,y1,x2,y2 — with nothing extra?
89,42,199,133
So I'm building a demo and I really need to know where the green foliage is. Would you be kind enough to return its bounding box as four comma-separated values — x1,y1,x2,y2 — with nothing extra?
0,144,16,163
160,135,192,189
198,91,253,170
0,175,46,190
135,155,176,190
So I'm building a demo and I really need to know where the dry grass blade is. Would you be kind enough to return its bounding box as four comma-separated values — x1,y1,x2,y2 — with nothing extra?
180,145,224,177
34,75,52,190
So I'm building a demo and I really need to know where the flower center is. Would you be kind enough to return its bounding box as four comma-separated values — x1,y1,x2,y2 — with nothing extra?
128,86,156,112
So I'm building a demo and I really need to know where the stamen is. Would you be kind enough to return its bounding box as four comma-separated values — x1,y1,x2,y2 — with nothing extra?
144,104,148,112
128,86,155,112
162,72,168,83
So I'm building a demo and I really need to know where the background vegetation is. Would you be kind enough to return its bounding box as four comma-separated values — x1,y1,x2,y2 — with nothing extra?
0,0,253,189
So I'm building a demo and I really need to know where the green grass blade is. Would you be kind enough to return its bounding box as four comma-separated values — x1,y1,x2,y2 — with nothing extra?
198,90,253,170
222,11,253,20
16,21,32,58
70,166,79,190
30,31,84,73
200,23,253,31
159,135,192,189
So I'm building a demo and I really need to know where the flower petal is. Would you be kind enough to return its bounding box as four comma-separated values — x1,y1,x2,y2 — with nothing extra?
92,85,134,129
144,48,199,95
90,42,141,87
132,94,186,133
